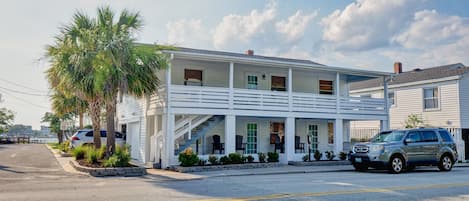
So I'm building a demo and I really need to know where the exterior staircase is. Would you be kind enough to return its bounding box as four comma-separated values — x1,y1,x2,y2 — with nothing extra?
174,115,225,155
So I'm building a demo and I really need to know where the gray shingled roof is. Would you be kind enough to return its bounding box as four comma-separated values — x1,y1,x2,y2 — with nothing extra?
350,63,468,91
169,47,325,66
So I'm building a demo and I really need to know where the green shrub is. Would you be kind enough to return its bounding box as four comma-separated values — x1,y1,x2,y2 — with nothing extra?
97,145,107,160
314,150,322,161
339,152,347,160
178,148,199,167
258,152,266,163
198,159,207,166
103,145,131,167
60,141,70,153
267,152,279,162
208,155,219,165
72,146,86,160
103,155,119,167
219,156,231,165
246,155,255,163
325,151,335,161
228,153,244,164
302,154,309,162
85,147,99,164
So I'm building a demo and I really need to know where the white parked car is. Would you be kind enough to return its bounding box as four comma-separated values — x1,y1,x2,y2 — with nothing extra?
70,129,126,148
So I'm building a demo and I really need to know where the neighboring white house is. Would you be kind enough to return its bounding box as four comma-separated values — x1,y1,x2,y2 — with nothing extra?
117,47,391,168
350,62,469,161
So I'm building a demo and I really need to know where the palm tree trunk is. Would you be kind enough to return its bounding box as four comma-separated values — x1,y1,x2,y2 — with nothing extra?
79,112,84,129
106,98,116,158
89,98,102,148
57,130,64,144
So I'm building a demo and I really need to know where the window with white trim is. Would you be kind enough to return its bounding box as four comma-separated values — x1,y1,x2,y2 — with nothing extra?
328,122,334,144
388,91,395,106
423,87,439,109
247,75,258,89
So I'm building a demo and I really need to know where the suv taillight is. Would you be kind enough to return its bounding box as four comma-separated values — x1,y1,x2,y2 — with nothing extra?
71,136,80,141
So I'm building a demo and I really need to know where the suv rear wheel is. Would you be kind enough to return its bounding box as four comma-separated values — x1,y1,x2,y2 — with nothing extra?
389,155,405,174
438,154,453,171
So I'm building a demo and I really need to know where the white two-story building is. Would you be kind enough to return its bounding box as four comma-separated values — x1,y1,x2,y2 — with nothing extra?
117,47,391,168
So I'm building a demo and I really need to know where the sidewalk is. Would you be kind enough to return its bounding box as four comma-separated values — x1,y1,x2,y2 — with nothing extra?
145,163,469,181
145,165,353,181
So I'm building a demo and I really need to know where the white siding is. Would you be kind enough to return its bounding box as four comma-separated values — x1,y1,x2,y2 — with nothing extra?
351,80,462,129
459,74,469,128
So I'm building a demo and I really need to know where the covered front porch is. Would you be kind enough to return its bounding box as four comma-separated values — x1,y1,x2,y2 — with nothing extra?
168,115,355,164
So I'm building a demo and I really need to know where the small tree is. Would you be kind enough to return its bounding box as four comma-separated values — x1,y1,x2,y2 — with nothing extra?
404,114,424,128
0,108,15,133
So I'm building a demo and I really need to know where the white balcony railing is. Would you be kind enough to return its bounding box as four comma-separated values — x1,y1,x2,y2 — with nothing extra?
154,85,386,116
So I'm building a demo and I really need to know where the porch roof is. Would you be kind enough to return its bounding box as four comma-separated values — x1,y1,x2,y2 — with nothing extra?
162,47,392,80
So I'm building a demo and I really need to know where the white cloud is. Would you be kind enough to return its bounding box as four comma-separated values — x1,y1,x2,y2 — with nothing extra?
320,0,421,51
393,10,469,49
166,19,209,46
275,10,317,43
212,1,277,49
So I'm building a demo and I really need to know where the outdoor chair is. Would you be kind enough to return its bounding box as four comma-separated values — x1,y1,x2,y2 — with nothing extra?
235,135,246,153
212,135,224,154
295,136,305,153
273,135,282,153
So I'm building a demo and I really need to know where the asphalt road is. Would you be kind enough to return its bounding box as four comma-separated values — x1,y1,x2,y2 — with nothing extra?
1,144,469,201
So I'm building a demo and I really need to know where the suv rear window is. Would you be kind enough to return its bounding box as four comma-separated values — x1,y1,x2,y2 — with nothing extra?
422,131,438,142
439,130,454,142
83,131,123,138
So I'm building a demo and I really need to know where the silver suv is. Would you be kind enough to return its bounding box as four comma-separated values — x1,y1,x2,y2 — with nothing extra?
349,128,458,174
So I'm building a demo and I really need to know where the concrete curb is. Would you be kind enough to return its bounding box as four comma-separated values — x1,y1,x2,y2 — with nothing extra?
69,160,147,177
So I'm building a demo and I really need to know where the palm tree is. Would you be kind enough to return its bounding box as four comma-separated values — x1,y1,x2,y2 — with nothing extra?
46,12,104,148
51,91,88,129
92,7,168,156
41,112,71,144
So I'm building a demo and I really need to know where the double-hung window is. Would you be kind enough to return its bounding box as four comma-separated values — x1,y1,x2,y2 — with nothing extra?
388,91,395,106
423,87,439,110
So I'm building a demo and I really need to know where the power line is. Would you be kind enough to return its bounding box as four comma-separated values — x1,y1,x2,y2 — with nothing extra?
0,89,49,110
0,77,49,93
0,86,49,97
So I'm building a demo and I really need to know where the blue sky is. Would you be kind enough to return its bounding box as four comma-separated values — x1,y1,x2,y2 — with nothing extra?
0,0,468,129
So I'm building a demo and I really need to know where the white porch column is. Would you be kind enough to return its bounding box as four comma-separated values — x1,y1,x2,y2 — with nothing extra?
224,115,236,154
284,117,295,164
162,55,175,168
382,76,390,130
336,72,340,113
334,118,344,155
288,67,293,112
229,62,234,109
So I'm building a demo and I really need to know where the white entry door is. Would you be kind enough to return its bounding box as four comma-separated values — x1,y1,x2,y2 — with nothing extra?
128,122,140,161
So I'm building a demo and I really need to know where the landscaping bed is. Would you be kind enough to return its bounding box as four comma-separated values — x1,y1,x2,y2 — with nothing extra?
70,160,146,177
172,162,281,173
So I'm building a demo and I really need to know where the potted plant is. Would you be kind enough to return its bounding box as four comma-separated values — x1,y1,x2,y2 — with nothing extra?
314,150,322,161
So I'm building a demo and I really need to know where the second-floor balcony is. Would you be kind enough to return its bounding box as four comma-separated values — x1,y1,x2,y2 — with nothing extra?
152,84,387,116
